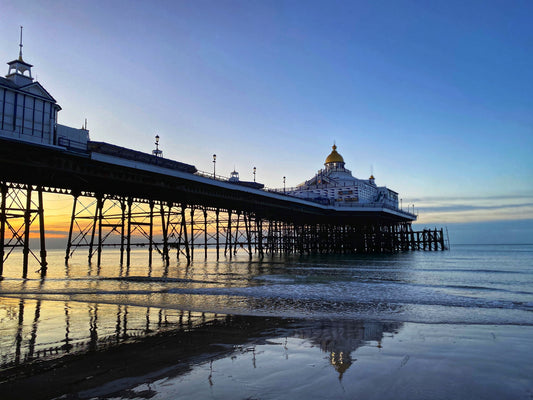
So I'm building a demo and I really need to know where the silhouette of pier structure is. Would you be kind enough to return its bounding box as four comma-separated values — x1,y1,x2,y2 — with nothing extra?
0,137,447,279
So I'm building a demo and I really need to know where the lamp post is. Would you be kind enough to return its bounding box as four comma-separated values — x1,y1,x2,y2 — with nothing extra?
212,154,216,178
400,198,402,210
283,176,286,193
253,167,256,183
152,134,162,157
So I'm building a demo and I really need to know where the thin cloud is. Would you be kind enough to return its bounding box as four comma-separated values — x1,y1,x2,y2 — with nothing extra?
419,202,533,213
404,193,533,203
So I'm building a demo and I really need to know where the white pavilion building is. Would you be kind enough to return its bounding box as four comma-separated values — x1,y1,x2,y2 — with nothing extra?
287,144,399,209
0,29,88,149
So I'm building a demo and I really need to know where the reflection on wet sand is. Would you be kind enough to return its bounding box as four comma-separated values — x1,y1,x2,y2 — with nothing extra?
0,297,225,370
0,296,402,399
293,320,401,379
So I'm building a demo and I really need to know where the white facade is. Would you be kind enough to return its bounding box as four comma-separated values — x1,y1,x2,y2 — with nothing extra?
0,54,61,145
287,145,399,208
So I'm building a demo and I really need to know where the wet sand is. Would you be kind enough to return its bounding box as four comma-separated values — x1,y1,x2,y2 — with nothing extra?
0,315,292,400
1,315,532,400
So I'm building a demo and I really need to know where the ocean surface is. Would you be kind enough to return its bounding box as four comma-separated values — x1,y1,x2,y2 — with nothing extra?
1,244,532,399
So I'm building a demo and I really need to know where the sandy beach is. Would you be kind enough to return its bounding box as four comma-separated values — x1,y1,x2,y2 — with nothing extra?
1,314,532,400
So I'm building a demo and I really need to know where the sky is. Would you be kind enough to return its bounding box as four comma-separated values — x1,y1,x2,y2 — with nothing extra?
1,0,532,244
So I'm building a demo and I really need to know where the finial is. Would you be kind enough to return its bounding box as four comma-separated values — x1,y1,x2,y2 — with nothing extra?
18,26,24,61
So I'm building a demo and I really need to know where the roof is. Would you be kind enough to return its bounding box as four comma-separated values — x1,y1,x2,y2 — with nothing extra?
7,58,33,68
0,76,19,90
325,144,345,164
0,76,59,106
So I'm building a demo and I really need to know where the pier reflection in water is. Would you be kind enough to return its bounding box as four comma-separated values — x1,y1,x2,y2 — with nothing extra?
0,294,402,399
0,296,229,369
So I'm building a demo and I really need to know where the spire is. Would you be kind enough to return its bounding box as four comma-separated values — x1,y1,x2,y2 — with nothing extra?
19,26,24,61
6,26,34,86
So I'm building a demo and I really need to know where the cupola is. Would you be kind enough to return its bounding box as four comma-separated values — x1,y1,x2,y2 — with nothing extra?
324,144,346,171
6,27,34,86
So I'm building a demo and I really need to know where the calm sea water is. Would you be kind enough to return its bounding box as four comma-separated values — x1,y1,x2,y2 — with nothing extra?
1,244,532,324
1,244,532,399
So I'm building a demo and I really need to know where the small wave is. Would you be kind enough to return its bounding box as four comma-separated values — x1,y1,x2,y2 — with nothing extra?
161,284,533,313
101,276,218,284
415,268,529,275
0,288,171,296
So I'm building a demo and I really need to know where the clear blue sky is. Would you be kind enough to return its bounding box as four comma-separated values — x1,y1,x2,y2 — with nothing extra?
1,0,532,243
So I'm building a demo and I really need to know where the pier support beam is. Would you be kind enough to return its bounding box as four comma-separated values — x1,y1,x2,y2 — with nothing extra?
0,183,47,278
0,183,6,277
0,180,448,279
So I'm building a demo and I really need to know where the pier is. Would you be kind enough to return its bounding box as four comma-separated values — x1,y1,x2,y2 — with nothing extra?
0,136,447,279
0,42,447,279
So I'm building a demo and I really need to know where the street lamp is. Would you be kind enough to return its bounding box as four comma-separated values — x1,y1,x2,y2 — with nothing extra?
253,167,256,182
283,176,286,193
212,154,216,178
152,134,162,157
400,198,402,210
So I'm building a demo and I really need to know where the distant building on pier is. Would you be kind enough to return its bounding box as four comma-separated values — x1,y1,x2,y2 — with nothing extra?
287,144,399,208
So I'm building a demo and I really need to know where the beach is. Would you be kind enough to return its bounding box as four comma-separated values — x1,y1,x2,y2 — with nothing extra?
1,245,532,399
1,315,532,399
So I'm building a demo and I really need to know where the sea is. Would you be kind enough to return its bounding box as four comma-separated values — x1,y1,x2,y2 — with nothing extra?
1,244,532,399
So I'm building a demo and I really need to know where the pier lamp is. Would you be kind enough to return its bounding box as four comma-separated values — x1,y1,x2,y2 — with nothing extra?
283,176,286,193
152,134,162,157
213,154,216,178
400,198,403,210
253,167,256,182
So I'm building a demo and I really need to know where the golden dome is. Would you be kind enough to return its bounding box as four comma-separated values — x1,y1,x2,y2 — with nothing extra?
325,144,345,164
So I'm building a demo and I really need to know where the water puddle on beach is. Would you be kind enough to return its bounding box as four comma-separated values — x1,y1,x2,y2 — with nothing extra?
0,246,532,399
